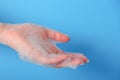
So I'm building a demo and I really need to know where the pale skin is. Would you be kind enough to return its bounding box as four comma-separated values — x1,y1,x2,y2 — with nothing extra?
0,23,88,68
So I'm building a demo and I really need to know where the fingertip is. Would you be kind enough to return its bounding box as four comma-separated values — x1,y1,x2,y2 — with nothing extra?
47,29,70,42
55,33,70,42
75,53,89,63
86,59,90,63
62,35,70,42
81,54,89,63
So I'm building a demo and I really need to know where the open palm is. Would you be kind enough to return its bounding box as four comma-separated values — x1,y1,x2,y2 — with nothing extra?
0,23,88,68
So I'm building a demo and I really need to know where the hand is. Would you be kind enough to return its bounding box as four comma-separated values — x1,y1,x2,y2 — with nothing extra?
0,23,89,68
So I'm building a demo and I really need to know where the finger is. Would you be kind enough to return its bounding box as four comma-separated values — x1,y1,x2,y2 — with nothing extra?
40,54,68,65
47,29,70,42
66,53,89,63
55,57,84,68
49,45,64,54
42,41,64,54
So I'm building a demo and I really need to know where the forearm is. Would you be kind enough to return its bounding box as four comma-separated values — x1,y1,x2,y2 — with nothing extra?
0,23,6,35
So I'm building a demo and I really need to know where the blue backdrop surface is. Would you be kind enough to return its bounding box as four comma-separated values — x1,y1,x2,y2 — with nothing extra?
0,0,120,80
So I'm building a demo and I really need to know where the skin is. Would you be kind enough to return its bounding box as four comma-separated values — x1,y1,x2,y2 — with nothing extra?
0,23,89,68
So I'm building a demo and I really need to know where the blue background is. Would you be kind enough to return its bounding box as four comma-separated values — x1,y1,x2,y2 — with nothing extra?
0,0,120,80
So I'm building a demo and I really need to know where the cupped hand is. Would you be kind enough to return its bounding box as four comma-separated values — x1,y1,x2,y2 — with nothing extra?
0,23,89,68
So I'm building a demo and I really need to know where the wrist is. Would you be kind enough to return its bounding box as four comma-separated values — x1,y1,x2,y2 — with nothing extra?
0,23,9,43
0,23,7,34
